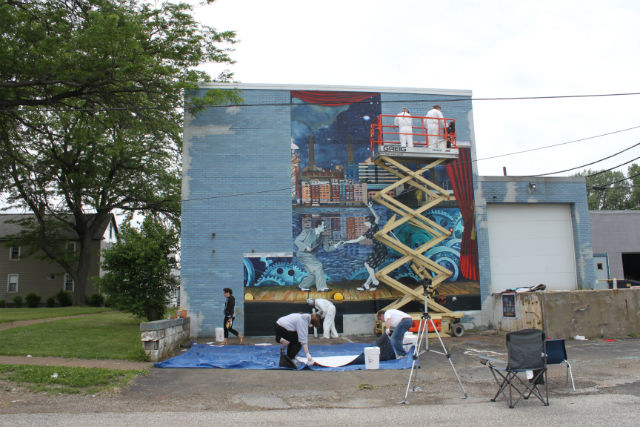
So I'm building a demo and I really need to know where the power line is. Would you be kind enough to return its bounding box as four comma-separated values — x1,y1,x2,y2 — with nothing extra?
586,156,640,177
6,90,640,112
530,142,640,176
180,186,290,202
475,125,640,162
590,171,640,190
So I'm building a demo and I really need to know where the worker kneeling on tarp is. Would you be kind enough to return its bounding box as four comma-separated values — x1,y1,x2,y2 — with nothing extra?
275,312,321,368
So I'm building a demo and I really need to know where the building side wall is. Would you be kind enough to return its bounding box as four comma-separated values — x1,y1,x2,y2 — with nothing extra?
590,211,640,279
0,240,101,303
181,89,293,336
474,177,597,316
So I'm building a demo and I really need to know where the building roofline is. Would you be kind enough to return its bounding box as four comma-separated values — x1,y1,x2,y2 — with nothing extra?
198,82,472,97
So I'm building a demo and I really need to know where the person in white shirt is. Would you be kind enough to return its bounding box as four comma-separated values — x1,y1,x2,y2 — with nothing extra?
378,309,413,358
275,312,321,366
394,107,414,148
424,104,445,149
307,298,339,339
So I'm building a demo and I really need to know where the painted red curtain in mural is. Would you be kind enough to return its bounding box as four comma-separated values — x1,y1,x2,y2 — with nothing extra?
291,91,378,106
446,147,479,281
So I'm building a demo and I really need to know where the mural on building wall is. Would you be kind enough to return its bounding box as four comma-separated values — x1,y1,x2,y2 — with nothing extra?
244,90,480,311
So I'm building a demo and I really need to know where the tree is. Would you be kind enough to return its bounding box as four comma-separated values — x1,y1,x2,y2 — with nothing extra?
97,215,179,321
0,0,240,303
575,164,639,210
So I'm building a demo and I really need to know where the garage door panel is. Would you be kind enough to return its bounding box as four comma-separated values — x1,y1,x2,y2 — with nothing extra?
487,204,577,294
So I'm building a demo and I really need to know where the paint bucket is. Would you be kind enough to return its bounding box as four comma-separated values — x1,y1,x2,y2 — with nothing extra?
403,332,418,354
364,346,380,370
215,327,224,342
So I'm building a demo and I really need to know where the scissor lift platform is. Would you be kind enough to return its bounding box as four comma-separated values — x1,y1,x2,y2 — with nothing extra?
369,114,465,337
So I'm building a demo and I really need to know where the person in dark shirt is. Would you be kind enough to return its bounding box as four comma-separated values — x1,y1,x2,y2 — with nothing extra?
223,288,243,344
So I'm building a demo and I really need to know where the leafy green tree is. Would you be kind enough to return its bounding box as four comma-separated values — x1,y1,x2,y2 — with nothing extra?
97,215,179,321
0,0,240,303
627,163,640,209
575,164,640,210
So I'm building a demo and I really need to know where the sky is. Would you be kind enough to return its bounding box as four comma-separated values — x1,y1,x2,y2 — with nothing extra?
194,0,640,178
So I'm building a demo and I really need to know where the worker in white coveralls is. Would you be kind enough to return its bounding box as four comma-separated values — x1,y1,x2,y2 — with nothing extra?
424,104,445,148
307,298,339,339
394,107,414,148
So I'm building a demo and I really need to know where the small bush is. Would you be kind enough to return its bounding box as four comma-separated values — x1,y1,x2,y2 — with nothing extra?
25,292,42,308
45,297,56,308
0,299,5,308
13,295,24,308
87,293,105,307
55,290,73,307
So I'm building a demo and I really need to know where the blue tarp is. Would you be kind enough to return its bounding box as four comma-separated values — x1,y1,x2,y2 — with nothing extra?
154,343,414,371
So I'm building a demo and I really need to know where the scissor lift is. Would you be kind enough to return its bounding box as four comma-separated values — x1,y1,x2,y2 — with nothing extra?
370,114,464,337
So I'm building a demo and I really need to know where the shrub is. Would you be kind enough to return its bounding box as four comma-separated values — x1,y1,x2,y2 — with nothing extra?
87,293,105,307
25,292,42,308
55,290,73,307
45,297,56,308
0,299,5,308
13,295,23,308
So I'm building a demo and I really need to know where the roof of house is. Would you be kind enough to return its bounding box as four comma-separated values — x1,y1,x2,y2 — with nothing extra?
0,213,116,241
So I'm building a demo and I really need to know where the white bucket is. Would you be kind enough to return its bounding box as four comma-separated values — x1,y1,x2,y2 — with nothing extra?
403,332,418,354
364,346,380,370
215,327,224,342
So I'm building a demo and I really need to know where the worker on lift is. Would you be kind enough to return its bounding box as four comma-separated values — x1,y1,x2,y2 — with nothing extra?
394,107,414,148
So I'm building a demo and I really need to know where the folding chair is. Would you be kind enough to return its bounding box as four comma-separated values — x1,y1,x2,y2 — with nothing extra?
546,338,575,391
481,329,549,408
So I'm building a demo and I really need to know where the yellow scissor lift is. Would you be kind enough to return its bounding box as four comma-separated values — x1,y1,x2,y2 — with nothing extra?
370,113,464,337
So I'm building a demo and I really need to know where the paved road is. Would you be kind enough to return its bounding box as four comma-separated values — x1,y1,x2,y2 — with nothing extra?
2,394,640,427
1,332,639,427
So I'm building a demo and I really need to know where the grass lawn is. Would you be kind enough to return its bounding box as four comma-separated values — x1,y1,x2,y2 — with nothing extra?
0,364,146,394
0,311,148,361
0,307,111,323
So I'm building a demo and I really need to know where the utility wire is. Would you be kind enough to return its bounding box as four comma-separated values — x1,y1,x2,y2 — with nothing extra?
586,156,640,177
180,186,290,202
530,142,640,176
475,125,640,162
590,171,640,190
6,90,640,112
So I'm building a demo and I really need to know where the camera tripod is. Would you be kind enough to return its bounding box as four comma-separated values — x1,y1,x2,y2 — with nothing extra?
401,280,468,404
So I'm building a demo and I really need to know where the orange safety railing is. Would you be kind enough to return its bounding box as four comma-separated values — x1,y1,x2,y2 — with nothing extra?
369,114,457,153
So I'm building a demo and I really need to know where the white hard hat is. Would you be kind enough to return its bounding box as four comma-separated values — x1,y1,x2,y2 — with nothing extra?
306,298,315,306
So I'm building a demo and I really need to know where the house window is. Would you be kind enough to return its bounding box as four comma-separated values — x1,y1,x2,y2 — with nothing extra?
7,274,19,293
63,274,75,292
9,246,20,260
67,242,77,252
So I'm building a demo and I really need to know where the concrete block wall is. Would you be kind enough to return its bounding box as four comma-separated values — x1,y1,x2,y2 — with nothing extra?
140,318,190,362
181,84,475,337
182,87,292,337
472,176,597,328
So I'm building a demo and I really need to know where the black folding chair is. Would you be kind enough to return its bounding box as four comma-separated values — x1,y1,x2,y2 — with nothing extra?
481,329,549,408
546,338,575,391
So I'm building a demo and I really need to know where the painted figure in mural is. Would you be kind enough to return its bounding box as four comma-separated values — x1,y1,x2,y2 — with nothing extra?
275,312,321,367
378,309,413,358
394,107,414,148
223,288,243,345
294,221,341,292
342,202,387,291
424,104,445,148
307,298,339,339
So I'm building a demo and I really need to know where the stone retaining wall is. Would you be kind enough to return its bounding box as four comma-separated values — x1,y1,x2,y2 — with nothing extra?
140,318,190,362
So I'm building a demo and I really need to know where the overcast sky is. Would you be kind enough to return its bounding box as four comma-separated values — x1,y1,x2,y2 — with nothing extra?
195,0,640,178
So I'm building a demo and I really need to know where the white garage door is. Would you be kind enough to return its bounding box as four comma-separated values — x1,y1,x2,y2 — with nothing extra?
487,204,577,294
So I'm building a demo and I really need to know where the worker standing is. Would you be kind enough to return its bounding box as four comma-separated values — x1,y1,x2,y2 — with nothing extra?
394,107,414,148
307,298,339,339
